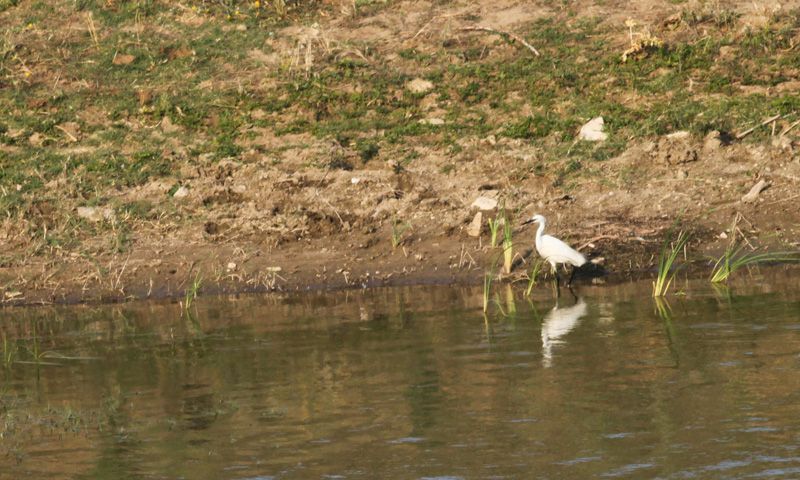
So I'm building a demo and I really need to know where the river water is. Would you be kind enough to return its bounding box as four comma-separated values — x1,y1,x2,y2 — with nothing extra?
2,271,800,479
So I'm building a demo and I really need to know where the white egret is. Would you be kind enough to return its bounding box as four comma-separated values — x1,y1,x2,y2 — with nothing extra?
521,214,586,287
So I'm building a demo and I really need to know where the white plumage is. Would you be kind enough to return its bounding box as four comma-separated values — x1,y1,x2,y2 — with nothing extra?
523,214,586,286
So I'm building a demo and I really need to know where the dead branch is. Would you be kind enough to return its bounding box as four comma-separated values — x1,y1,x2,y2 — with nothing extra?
459,25,540,57
780,118,800,137
736,114,781,140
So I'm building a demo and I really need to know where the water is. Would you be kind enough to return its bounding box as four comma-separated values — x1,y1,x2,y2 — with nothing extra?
2,272,800,479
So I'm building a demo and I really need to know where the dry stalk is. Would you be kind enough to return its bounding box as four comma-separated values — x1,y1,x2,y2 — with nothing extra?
86,12,99,48
779,118,800,136
459,26,540,56
736,114,782,139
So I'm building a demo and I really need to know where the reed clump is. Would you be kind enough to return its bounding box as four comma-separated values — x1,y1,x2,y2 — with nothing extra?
652,228,690,297
710,243,799,283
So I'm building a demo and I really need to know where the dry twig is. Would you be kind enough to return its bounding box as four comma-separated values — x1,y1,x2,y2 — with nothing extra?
780,118,800,137
736,114,781,139
459,26,540,56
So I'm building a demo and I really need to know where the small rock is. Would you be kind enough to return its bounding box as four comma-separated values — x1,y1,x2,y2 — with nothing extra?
578,116,608,142
77,206,114,222
741,178,771,203
113,53,136,65
471,196,498,211
419,117,444,125
232,184,247,194
666,130,690,139
703,130,722,154
406,78,434,94
173,186,190,198
719,231,728,239
235,24,247,31
467,211,483,237
676,169,688,180
227,262,237,271
351,177,361,184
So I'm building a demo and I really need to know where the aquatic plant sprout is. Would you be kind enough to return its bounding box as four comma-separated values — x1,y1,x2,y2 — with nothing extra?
652,229,690,297
710,244,799,283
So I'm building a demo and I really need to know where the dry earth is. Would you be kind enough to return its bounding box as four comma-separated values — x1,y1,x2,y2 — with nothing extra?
2,0,800,305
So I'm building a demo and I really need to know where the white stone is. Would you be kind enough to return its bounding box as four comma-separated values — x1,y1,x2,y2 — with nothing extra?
419,117,445,125
578,116,608,142
406,78,434,94
471,196,498,211
666,130,691,139
467,211,483,237
77,206,114,222
173,186,190,198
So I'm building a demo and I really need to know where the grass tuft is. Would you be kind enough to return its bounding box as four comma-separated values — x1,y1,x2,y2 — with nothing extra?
183,272,203,311
652,228,690,297
524,258,544,297
487,216,501,248
501,210,513,275
391,218,410,249
710,244,799,283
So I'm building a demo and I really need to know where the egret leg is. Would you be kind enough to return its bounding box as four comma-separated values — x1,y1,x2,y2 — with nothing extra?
550,262,560,296
567,284,578,303
567,266,578,287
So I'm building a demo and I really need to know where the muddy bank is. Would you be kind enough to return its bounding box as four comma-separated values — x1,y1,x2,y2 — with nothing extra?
3,115,800,306
3,0,800,306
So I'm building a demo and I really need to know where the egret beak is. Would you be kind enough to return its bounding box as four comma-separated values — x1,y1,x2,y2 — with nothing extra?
520,218,535,226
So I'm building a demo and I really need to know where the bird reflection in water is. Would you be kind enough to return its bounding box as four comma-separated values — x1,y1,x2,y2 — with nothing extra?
541,296,587,368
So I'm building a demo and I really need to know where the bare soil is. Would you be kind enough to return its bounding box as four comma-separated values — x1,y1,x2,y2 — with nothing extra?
2,0,800,305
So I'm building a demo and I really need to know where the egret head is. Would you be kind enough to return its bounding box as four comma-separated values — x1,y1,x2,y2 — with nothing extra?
521,214,545,226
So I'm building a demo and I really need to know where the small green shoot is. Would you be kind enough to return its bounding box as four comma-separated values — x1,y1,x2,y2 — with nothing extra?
502,212,513,275
184,272,203,311
487,217,501,248
524,259,544,297
482,250,503,314
2,332,15,369
391,218,411,249
483,269,495,314
652,229,690,297
710,243,799,283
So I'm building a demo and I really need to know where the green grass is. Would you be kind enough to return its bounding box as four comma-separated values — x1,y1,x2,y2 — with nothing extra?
482,250,504,314
524,258,544,297
653,228,691,297
482,268,494,314
502,211,513,275
487,216,501,248
710,244,799,283
2,332,15,369
183,272,203,311
390,218,410,249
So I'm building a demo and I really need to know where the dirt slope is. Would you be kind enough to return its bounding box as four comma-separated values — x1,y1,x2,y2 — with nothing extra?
1,0,800,305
